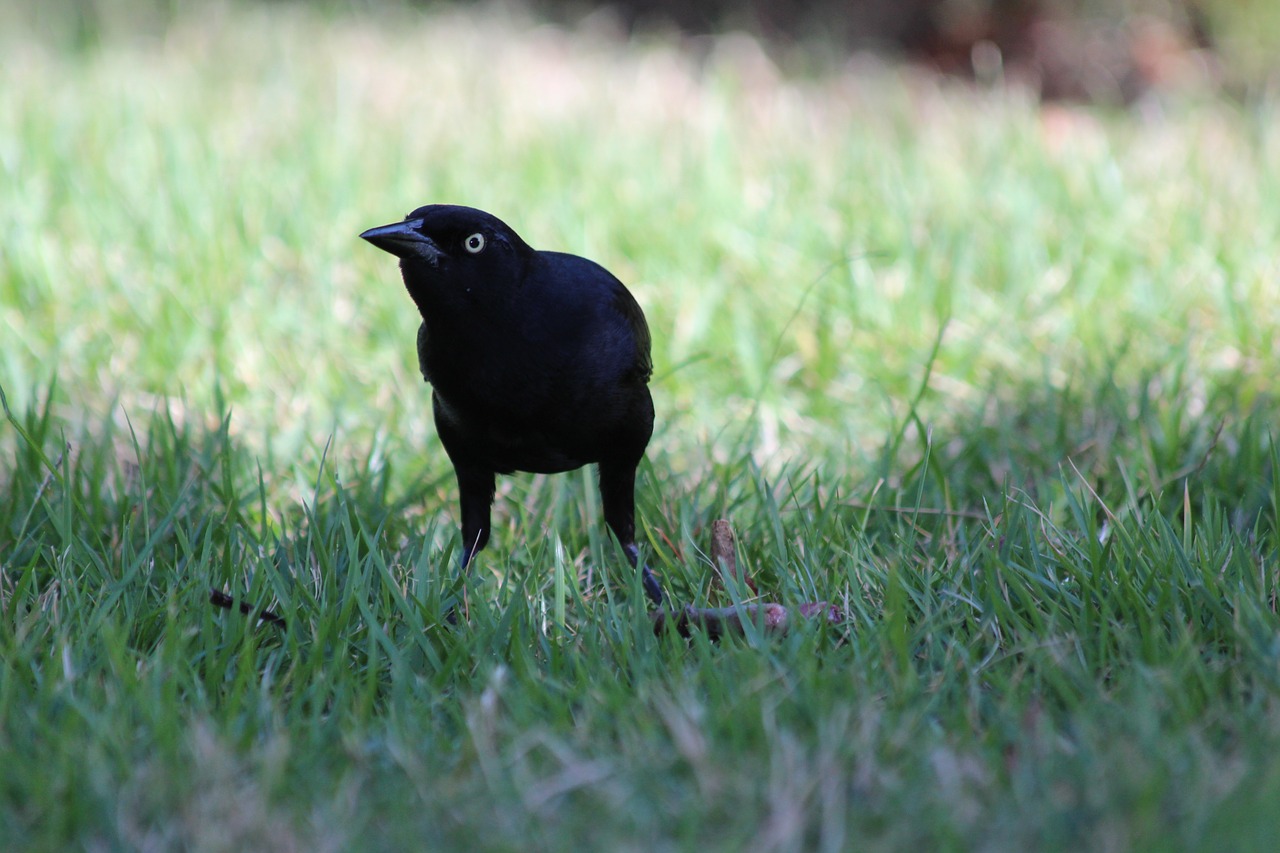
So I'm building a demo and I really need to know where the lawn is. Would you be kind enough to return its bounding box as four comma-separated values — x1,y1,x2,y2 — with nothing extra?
4,3,1280,850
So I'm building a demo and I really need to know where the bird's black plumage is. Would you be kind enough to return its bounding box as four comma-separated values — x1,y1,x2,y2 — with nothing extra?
360,205,665,606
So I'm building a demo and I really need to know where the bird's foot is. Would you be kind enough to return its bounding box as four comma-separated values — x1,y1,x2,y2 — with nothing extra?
641,564,666,608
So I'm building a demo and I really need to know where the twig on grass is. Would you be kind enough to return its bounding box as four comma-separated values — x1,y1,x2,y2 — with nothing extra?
652,518,842,638
208,588,286,628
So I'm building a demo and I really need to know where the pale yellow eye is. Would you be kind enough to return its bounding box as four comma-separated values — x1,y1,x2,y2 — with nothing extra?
464,233,485,254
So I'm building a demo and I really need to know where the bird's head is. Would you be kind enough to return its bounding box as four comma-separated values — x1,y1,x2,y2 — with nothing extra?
360,205,532,309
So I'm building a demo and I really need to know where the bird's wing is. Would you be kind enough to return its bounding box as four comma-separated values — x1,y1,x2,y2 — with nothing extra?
611,284,653,385
416,322,431,383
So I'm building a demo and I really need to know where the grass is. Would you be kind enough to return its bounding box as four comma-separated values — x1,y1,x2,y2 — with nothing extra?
4,3,1280,849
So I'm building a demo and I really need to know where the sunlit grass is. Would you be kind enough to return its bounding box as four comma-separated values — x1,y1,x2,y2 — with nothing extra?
4,3,1280,850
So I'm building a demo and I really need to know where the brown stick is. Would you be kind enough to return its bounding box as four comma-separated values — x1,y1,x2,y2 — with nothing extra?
710,518,756,594
208,588,286,627
652,600,842,639
652,519,842,638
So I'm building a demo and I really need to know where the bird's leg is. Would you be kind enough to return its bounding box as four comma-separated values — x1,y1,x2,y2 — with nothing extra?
455,465,495,569
627,543,667,608
599,460,666,608
451,465,494,622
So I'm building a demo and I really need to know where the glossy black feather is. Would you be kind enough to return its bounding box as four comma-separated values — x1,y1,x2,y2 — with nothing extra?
361,205,665,606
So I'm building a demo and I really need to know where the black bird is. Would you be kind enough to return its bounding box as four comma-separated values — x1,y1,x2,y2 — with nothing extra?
360,205,666,607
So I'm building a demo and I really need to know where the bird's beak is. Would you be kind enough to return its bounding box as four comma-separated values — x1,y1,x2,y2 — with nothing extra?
359,218,444,265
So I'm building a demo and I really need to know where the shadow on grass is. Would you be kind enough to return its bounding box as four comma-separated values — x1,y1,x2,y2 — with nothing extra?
5,374,1280,850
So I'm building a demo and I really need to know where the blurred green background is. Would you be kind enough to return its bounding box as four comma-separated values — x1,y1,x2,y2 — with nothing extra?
7,0,1280,97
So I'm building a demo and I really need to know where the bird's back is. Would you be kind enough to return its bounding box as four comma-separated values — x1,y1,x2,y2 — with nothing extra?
420,249,653,474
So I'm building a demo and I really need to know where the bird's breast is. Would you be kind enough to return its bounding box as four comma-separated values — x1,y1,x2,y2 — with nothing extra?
432,390,591,474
